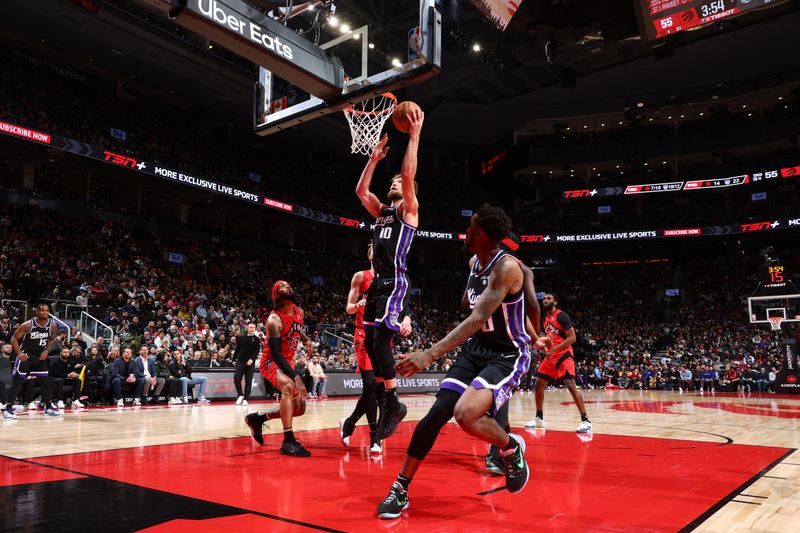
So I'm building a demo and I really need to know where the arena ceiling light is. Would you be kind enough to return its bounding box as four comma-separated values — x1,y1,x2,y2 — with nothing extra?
391,58,402,67
472,43,481,52
340,23,350,33
328,15,339,27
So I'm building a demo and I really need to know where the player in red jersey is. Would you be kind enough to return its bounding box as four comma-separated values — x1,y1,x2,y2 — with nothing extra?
525,293,592,433
245,280,313,456
340,244,411,455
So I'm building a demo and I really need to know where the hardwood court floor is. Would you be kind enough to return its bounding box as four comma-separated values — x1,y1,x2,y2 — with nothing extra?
1,390,798,532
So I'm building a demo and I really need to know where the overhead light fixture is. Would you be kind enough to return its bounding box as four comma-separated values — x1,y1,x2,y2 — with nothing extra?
699,112,704,116
636,102,644,108
648,118,653,121
208,44,213,49
368,42,375,49
600,123,605,127
668,116,672,119
307,4,316,10
340,23,351,33
565,127,570,131
592,167,596,170
778,96,783,100
583,125,588,129
680,114,685,118
391,58,402,67
615,165,620,168
472,43,481,52
748,113,753,117
742,104,747,108
328,15,339,27
662,161,667,164
644,162,648,166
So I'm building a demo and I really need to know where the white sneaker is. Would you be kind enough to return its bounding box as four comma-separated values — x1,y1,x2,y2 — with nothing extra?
117,399,124,407
242,400,248,406
3,407,17,420
57,401,65,409
576,420,593,433
524,416,545,429
133,398,142,406
72,399,84,408
235,396,244,405
678,387,683,392
27,402,38,410
370,442,383,455
182,397,189,404
198,397,210,404
339,417,351,447
169,397,180,405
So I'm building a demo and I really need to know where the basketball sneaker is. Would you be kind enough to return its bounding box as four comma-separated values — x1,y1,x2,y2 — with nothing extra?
133,398,141,406
378,402,407,440
242,400,248,406
502,433,529,494
245,413,266,445
27,401,38,410
370,436,383,455
280,439,311,457
45,405,63,417
3,405,17,419
377,481,409,519
235,396,244,405
71,399,84,408
576,420,593,433
57,401,65,409
524,416,545,429
485,445,506,476
339,416,355,447
116,399,124,407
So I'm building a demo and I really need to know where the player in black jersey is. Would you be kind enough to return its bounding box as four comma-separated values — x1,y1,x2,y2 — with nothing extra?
5,304,62,417
376,205,549,520
355,108,423,442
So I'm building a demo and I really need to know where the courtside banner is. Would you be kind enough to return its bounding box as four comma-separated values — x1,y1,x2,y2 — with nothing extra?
2,119,799,244
192,370,445,399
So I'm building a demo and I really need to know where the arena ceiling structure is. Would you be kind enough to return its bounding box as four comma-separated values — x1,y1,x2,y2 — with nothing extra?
2,0,799,150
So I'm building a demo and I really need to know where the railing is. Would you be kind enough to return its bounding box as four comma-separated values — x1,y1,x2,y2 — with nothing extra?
79,311,113,345
48,313,73,341
40,298,78,317
321,330,353,351
1,299,29,321
64,304,88,321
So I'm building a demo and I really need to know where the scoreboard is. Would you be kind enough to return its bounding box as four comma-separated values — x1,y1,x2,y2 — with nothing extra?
635,0,784,41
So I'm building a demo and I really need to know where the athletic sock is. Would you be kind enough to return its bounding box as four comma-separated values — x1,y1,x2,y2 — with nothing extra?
385,388,400,410
396,474,412,491
501,434,517,452
283,429,296,443
536,410,543,419
580,413,589,423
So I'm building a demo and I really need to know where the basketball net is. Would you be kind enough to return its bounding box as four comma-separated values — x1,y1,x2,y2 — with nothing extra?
343,93,397,156
768,316,784,331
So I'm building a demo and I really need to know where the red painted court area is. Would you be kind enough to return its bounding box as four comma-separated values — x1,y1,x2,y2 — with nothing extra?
30,423,789,532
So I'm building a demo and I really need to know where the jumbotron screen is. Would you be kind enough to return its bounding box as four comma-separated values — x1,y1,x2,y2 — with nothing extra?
636,0,783,41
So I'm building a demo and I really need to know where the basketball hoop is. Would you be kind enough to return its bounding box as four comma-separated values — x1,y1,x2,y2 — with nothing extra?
343,92,397,156
768,316,784,331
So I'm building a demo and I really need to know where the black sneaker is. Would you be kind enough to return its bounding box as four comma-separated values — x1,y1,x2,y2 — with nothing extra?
378,402,407,440
485,445,506,476
245,413,265,445
280,439,311,457
502,433,530,493
339,416,355,447
377,481,409,519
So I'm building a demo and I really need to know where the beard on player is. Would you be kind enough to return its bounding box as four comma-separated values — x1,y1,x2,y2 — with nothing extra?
275,286,297,305
542,301,554,312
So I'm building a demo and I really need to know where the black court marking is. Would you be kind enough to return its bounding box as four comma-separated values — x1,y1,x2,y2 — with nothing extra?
637,454,656,457
781,462,800,466
665,426,734,446
739,494,768,499
679,447,796,532
730,500,761,505
669,446,697,450
477,486,506,496
761,475,787,480
0,454,346,533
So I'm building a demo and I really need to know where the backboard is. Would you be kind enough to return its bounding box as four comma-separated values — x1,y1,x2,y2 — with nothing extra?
253,0,441,136
748,294,800,325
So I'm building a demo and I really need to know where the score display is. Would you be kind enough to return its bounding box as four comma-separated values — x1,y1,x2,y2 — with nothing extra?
636,0,783,41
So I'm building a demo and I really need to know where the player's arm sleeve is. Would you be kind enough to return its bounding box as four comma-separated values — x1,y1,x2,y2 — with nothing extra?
267,337,296,379
400,301,411,320
557,312,573,331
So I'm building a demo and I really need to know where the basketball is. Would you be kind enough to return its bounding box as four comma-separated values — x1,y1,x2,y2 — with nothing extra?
392,101,422,133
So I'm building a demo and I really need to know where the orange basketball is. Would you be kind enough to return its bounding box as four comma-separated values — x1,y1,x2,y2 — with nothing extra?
392,101,422,133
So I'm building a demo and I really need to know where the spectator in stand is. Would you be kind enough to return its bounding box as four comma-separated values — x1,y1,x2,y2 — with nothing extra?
84,346,106,404
754,367,769,393
678,366,693,392
111,347,144,407
154,351,180,404
168,350,209,404
768,367,778,392
49,347,85,409
133,346,164,404
700,366,716,393
308,355,327,399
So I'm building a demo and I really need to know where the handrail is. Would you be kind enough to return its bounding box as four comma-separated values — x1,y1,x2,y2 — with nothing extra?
80,311,114,344
48,313,72,342
1,299,29,321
